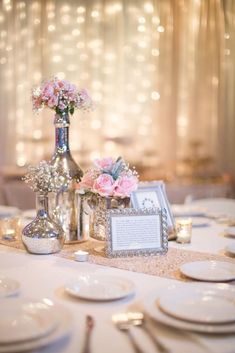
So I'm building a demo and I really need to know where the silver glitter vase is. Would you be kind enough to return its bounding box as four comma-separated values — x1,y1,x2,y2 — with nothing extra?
22,193,65,254
88,195,130,241
50,112,84,243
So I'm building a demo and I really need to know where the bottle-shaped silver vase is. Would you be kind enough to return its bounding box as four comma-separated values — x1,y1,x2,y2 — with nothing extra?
50,112,84,243
22,193,65,254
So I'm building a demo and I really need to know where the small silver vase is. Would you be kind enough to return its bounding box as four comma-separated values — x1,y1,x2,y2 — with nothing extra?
22,193,65,254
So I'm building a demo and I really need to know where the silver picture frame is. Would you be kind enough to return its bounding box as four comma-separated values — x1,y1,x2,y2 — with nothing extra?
105,207,168,258
131,180,175,232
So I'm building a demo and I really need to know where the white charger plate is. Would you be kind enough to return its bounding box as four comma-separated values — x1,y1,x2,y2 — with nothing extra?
0,276,20,298
0,298,58,344
158,283,235,324
224,227,235,237
65,275,135,301
144,285,235,334
172,205,206,217
225,243,235,256
0,302,72,353
180,260,235,282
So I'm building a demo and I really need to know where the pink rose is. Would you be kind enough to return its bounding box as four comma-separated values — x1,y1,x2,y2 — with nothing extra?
32,97,42,110
76,171,96,191
114,175,138,197
93,174,115,197
42,83,54,99
94,157,114,171
47,95,58,108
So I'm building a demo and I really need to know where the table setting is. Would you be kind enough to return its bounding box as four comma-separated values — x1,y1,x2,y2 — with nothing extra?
0,77,235,353
1,194,235,353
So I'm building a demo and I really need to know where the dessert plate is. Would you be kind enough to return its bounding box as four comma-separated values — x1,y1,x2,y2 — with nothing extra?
0,302,72,353
0,276,20,298
65,275,135,301
0,298,58,344
158,283,235,324
180,260,235,282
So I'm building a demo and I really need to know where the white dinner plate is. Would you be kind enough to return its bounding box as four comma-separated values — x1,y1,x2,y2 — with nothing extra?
172,205,206,217
144,285,235,334
180,260,235,282
0,276,20,298
22,209,36,220
224,226,235,237
65,275,135,301
191,217,211,227
225,243,235,256
0,298,58,344
158,283,235,324
0,206,19,218
0,302,72,353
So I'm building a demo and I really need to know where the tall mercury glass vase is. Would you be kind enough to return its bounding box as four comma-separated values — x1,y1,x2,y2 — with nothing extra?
50,112,83,243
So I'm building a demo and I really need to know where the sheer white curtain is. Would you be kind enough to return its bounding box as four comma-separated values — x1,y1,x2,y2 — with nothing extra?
0,0,234,179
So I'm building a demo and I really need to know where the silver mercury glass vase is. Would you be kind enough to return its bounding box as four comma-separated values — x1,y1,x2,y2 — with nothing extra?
50,112,84,243
22,193,64,254
88,195,131,241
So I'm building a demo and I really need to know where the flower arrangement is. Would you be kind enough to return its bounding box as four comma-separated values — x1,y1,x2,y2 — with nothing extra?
77,157,138,198
32,77,93,115
23,161,71,194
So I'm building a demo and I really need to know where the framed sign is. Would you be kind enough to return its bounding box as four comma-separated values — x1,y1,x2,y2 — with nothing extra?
131,180,175,232
105,208,168,258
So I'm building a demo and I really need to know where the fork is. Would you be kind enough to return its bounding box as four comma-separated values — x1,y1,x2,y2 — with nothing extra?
81,315,94,353
130,312,170,353
115,320,145,353
113,312,170,353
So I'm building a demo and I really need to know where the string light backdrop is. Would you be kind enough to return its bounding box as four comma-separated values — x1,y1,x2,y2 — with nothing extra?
0,0,234,179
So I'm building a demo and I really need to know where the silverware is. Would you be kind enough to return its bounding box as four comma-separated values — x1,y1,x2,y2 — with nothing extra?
112,312,170,353
82,315,94,353
113,318,145,353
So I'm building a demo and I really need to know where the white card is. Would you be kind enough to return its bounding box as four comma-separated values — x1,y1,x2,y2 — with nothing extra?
131,181,175,231
105,208,168,258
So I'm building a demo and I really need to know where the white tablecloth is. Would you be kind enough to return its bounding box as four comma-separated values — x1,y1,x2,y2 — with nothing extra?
0,208,235,353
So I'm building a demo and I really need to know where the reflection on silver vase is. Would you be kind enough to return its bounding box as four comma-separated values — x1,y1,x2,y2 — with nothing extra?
50,112,83,243
22,193,65,254
88,195,130,241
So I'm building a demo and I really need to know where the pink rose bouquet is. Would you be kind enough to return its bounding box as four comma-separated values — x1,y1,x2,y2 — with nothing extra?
77,157,138,198
32,77,92,115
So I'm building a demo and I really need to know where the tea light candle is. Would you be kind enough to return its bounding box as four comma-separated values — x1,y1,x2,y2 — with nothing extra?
2,229,16,241
176,218,192,244
74,250,89,262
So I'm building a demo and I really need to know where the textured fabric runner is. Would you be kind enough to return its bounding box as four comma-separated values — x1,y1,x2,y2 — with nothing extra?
1,237,234,281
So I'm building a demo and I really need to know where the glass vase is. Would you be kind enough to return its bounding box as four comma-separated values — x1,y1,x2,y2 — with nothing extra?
22,193,65,254
88,194,130,241
50,112,84,243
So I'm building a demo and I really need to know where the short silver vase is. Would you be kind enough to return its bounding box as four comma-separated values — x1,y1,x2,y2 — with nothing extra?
22,193,65,254
88,195,130,241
